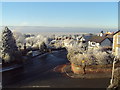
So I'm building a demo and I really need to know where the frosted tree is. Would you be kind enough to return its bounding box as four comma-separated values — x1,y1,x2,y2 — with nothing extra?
1,27,18,63
13,31,26,49
67,45,114,66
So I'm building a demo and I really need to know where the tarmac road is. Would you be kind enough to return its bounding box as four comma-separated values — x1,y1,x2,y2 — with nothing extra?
2,50,110,88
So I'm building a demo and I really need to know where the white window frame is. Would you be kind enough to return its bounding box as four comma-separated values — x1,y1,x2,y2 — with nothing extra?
117,35,120,44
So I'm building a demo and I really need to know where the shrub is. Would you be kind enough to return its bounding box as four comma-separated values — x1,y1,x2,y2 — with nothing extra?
107,68,120,90
93,51,109,65
67,46,114,66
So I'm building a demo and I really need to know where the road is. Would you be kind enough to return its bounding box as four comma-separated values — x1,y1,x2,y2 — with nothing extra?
2,50,110,88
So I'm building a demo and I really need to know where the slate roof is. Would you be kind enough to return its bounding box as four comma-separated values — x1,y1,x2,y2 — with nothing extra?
88,36,111,43
113,30,120,35
108,38,113,42
80,35,93,41
106,34,113,42
106,34,113,38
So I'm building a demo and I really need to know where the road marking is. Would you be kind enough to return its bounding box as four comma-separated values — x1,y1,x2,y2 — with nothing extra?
26,85,50,88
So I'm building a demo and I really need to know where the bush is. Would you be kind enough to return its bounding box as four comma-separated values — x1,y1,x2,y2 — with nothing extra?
93,51,109,65
114,68,120,86
53,41,63,48
70,53,96,65
107,68,120,90
67,46,114,66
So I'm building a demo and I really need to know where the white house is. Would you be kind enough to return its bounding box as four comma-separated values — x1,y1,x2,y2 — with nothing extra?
50,40,56,44
63,39,78,48
76,35,82,41
99,31,104,37
88,36,113,49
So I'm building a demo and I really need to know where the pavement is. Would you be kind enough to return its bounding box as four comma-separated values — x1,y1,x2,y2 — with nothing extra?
0,64,23,73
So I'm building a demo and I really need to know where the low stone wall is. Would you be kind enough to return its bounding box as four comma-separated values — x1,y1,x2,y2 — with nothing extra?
71,63,120,74
71,63,82,74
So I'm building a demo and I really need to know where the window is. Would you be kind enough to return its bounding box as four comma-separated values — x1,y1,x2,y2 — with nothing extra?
92,42,96,45
117,35,120,44
82,41,86,43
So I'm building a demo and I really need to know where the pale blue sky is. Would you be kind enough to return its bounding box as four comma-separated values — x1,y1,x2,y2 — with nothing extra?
1,2,118,32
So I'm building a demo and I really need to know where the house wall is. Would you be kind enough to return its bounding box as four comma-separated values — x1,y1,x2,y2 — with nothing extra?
117,35,120,44
64,42,73,48
88,41,100,48
88,38,112,49
113,32,120,58
101,38,112,47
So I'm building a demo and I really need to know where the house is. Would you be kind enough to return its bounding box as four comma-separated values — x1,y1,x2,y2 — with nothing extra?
99,31,104,37
112,30,120,58
63,39,77,48
50,40,56,44
79,34,93,43
88,36,113,49
105,31,114,35
76,35,82,41
98,31,114,37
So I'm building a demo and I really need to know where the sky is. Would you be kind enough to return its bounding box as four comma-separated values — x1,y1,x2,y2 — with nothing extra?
1,0,119,2
0,2,118,33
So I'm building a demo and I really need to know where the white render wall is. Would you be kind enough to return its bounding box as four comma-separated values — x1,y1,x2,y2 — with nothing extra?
88,41,100,48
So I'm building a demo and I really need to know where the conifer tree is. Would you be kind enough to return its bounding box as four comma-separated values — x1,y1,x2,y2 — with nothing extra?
1,26,18,63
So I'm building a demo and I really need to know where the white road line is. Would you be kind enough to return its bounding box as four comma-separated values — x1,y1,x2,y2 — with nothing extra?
26,85,50,88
